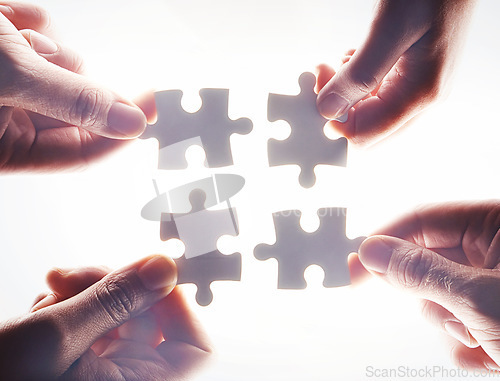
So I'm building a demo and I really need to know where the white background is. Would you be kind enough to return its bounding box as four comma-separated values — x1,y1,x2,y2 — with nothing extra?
0,0,499,380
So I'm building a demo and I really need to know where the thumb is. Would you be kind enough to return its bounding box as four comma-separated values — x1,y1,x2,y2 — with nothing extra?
4,38,146,139
358,236,477,312
316,2,428,120
44,254,177,374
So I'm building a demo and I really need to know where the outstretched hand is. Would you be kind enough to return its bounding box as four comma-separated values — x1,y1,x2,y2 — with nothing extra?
0,255,212,380
0,2,147,171
316,0,477,146
356,201,500,370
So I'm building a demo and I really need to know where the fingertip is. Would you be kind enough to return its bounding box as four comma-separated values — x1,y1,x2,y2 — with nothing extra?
317,92,350,120
314,63,336,94
107,102,147,139
133,90,157,124
137,254,178,292
31,293,57,312
358,235,395,274
21,29,58,55
45,267,65,284
348,252,373,285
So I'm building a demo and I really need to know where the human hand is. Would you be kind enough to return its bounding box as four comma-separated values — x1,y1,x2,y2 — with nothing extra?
0,255,212,380
357,201,500,370
0,2,147,172
316,0,477,146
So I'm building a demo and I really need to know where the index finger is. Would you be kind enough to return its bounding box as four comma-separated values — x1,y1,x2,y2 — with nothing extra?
153,288,213,376
153,288,212,352
0,2,56,38
375,201,500,267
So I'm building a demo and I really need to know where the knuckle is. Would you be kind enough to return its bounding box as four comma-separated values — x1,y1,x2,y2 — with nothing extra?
95,277,138,324
395,247,434,289
458,277,500,319
347,68,379,94
71,87,105,128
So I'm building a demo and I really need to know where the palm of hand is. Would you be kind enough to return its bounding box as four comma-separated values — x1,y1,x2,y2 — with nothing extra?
64,338,191,380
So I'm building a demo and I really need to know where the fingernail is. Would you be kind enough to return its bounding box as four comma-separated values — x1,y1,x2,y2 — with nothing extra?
0,5,13,15
358,237,393,274
335,112,348,123
318,93,349,119
31,293,57,312
138,255,177,291
485,359,500,371
444,321,473,347
107,102,146,138
29,31,58,55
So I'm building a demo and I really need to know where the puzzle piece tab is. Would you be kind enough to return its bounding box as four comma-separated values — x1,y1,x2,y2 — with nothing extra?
254,208,365,289
140,89,253,169
268,72,348,188
175,250,242,306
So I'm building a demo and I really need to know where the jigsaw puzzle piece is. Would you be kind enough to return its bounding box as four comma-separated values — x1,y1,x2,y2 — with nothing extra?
254,208,365,289
267,72,348,188
175,207,238,259
196,89,252,168
160,188,208,241
160,188,239,259
175,250,242,306
158,137,204,169
140,89,253,169
140,90,184,148
141,192,170,222
169,177,218,214
315,208,365,287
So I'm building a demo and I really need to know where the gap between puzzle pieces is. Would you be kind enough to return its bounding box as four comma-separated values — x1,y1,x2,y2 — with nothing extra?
267,72,349,188
140,88,253,170
254,207,365,289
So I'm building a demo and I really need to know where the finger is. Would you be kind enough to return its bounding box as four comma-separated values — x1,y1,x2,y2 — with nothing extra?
31,293,57,312
347,252,372,285
317,1,428,120
133,90,157,124
117,310,163,347
2,49,146,139
35,255,177,374
375,201,500,268
154,288,213,375
325,56,440,146
154,288,212,353
344,48,356,57
315,64,336,94
46,266,110,298
0,2,55,37
421,300,478,348
357,236,487,316
31,266,110,313
20,29,84,74
450,340,500,371
31,292,49,309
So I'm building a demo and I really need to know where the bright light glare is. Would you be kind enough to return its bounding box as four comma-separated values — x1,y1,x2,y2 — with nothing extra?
0,0,499,380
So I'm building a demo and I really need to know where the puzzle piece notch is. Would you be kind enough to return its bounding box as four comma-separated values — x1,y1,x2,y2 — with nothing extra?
175,250,242,306
140,88,253,169
254,208,365,289
267,72,348,188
